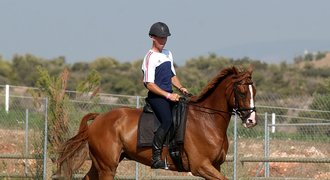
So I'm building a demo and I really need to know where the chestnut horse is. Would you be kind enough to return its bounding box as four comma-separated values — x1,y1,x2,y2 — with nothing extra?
54,66,257,180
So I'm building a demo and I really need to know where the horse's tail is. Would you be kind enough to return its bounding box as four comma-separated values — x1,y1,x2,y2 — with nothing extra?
53,113,99,179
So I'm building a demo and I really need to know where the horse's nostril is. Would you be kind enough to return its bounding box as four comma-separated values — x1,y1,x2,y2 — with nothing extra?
247,119,255,125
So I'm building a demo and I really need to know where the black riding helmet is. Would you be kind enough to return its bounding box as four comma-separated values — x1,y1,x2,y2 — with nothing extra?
149,22,171,38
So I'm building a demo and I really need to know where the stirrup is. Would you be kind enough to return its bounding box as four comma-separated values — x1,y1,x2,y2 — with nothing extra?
151,156,169,169
164,155,169,170
151,159,166,169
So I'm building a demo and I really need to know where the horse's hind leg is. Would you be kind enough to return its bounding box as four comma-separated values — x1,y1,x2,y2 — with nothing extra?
88,143,123,180
83,162,98,180
81,150,119,180
82,155,117,180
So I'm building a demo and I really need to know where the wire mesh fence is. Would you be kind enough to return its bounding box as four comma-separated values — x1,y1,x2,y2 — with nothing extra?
0,94,46,178
0,85,329,179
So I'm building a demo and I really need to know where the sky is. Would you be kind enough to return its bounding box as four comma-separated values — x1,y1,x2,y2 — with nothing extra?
1,0,330,65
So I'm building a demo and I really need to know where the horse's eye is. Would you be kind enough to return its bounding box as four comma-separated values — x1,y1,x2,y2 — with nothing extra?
239,92,246,98
237,86,247,98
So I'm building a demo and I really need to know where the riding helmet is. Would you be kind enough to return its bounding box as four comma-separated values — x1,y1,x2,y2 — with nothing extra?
149,22,171,37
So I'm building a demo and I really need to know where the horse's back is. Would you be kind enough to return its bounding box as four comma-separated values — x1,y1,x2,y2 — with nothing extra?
88,107,142,136
87,108,142,153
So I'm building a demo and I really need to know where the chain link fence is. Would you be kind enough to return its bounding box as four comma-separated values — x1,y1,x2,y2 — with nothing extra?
0,85,329,179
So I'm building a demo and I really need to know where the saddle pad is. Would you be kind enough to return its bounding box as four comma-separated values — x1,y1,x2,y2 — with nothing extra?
137,112,160,147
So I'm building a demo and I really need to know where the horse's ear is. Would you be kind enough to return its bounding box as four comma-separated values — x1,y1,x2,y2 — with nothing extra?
232,66,239,74
247,64,253,74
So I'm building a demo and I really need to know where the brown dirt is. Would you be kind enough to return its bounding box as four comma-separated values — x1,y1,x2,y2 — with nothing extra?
236,139,330,179
1,129,329,179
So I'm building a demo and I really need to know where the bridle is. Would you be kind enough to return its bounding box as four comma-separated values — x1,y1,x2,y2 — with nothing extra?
232,81,256,119
188,76,256,120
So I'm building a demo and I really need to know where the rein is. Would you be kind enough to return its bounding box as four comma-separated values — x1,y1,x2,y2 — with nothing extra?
188,103,234,115
181,93,233,115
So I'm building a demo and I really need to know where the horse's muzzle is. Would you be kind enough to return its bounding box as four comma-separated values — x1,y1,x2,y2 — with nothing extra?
242,111,257,128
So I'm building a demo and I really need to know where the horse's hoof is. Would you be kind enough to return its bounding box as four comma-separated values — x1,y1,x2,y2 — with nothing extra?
52,174,63,180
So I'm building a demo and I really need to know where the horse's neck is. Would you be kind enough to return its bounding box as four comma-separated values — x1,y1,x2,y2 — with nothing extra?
200,79,231,111
196,79,232,127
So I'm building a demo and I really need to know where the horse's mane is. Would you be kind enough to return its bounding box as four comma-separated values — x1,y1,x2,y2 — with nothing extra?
189,66,249,103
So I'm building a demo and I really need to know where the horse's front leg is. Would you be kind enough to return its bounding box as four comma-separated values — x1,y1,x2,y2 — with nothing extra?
191,162,228,180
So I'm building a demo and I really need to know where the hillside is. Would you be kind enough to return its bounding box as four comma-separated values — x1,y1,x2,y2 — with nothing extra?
296,52,330,69
1,51,330,96
311,53,330,68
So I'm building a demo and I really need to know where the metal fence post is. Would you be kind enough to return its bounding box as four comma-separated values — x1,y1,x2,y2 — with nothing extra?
43,97,48,180
5,84,9,113
264,112,270,177
135,96,140,180
271,113,276,133
233,113,238,180
25,109,29,176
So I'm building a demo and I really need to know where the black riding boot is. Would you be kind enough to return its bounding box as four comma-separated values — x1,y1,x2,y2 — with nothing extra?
151,128,166,169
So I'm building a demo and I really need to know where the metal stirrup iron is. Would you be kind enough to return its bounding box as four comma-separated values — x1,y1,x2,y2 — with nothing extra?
164,155,169,170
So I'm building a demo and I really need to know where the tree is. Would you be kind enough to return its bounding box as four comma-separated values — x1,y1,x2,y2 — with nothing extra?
34,66,100,161
11,54,44,86
0,57,12,84
304,53,314,61
35,67,71,159
315,51,326,60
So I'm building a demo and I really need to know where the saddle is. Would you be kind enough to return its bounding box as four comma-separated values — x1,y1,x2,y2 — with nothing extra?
137,97,189,171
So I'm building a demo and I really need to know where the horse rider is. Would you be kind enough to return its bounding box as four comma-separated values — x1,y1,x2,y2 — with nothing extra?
141,22,189,169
